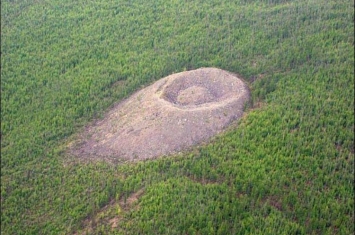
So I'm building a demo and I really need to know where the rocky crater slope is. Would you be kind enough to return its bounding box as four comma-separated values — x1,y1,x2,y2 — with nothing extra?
72,67,250,161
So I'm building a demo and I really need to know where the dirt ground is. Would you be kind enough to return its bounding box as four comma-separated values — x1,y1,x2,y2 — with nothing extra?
70,67,250,162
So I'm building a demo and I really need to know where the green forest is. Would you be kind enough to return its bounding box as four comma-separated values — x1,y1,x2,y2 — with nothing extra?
1,0,354,234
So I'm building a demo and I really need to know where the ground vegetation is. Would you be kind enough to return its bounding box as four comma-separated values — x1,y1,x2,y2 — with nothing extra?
1,0,354,234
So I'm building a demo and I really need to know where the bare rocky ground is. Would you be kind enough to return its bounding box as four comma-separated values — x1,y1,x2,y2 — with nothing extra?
70,67,250,162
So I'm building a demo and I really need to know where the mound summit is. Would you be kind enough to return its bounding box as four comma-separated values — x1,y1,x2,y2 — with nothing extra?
73,68,250,161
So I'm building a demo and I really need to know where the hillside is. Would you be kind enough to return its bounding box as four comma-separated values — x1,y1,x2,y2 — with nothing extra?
1,0,354,234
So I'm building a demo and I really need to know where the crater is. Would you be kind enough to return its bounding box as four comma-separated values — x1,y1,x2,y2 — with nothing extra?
177,86,215,106
159,68,243,109
71,67,250,162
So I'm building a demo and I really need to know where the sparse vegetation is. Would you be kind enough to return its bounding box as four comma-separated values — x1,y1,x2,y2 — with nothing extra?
1,0,354,234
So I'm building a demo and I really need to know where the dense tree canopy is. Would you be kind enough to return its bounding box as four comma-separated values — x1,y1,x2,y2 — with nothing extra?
1,0,353,234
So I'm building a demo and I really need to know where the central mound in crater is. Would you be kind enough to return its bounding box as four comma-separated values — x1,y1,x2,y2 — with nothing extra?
177,86,215,105
71,67,250,162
